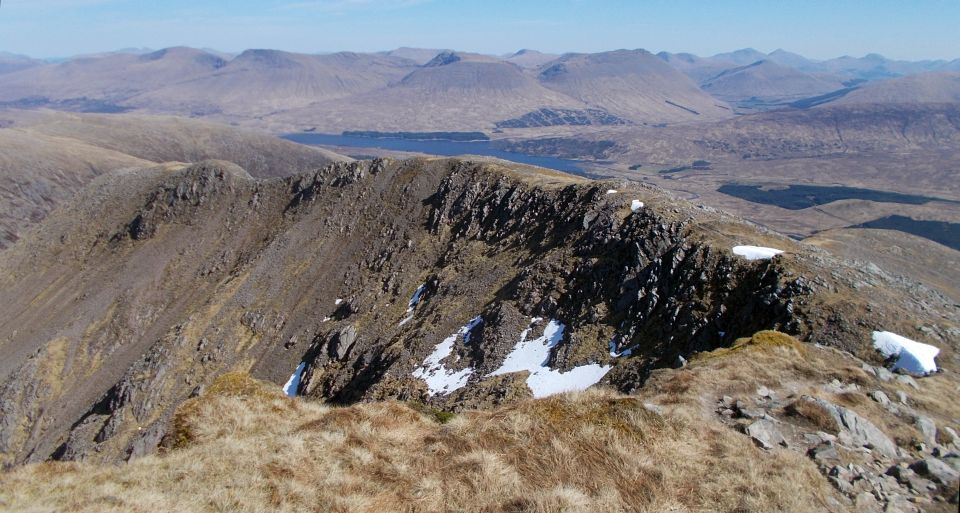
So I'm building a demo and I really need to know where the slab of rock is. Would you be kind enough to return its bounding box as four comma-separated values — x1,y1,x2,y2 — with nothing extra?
914,416,937,446
802,396,898,458
808,443,841,464
747,419,787,449
329,325,358,360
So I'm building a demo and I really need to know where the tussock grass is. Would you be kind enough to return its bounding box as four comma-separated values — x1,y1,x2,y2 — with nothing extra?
693,330,805,364
785,399,841,433
0,372,840,513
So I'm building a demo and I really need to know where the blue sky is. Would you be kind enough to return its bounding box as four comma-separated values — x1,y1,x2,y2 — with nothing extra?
1,0,958,60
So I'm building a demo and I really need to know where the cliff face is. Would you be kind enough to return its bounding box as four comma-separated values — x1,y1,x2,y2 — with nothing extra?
0,157,955,466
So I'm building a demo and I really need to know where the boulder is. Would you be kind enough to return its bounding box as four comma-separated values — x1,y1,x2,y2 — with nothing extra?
869,390,890,407
914,416,937,446
886,463,936,493
802,396,898,458
735,399,765,419
808,443,840,464
895,374,919,389
909,458,959,485
746,419,787,449
874,366,895,382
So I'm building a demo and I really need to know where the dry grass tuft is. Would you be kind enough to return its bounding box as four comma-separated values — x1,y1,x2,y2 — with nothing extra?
204,371,283,399
785,399,841,433
168,372,284,449
405,401,457,424
693,330,805,363
0,371,841,513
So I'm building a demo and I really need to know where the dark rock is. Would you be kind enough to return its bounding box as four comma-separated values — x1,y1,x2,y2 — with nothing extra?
909,458,960,485
887,464,936,492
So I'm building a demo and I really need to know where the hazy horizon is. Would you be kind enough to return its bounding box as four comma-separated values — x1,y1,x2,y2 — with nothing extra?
1,0,958,61
5,44,960,65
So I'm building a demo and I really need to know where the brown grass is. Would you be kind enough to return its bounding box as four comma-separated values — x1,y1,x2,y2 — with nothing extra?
693,330,805,364
785,399,841,433
0,372,841,513
168,372,283,449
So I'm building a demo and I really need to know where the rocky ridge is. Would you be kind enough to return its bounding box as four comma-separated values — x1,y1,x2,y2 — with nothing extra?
0,157,955,469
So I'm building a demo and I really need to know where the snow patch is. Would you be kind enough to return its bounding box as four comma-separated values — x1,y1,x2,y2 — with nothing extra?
398,284,428,326
606,189,618,194
732,245,783,260
490,318,612,398
407,284,426,313
334,298,343,305
631,199,644,211
872,331,939,375
412,317,482,396
283,362,306,397
608,337,634,358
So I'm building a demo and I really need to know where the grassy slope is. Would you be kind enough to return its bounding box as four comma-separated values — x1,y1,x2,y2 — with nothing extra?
0,110,349,248
0,335,862,513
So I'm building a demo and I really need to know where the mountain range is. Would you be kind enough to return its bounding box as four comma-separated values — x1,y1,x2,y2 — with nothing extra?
2,46,957,132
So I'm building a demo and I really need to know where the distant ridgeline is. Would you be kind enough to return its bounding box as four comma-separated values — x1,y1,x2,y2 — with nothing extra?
341,131,490,142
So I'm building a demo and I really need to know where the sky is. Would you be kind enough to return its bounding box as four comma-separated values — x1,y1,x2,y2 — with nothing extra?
0,0,958,61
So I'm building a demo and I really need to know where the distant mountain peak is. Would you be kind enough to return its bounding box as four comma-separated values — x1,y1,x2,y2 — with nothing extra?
424,51,462,67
